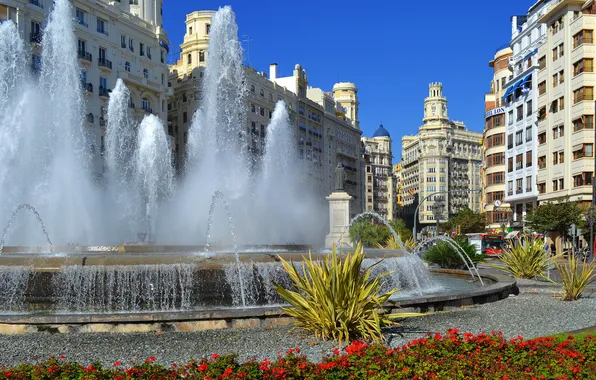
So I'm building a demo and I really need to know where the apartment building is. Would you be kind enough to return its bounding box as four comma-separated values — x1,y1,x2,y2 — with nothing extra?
0,0,170,170
484,46,513,232
362,126,394,220
502,1,549,232
401,83,483,237
535,0,595,209
168,10,364,214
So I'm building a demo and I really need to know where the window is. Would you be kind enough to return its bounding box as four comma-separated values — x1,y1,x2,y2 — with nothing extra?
573,58,593,76
573,143,594,159
206,24,210,35
486,153,505,167
508,181,513,195
507,133,513,149
130,0,139,4
553,126,559,139
508,157,513,173
199,51,205,62
516,105,523,121
486,173,504,185
538,55,546,70
539,132,547,144
526,151,532,167
76,9,87,27
161,50,164,64
187,53,192,64
552,73,558,88
552,47,558,61
143,68,148,79
260,107,265,116
559,151,564,164
553,152,559,165
516,154,523,170
573,115,594,131
559,125,564,137
526,176,533,192
189,27,193,35
551,100,558,113
508,110,514,125
538,156,546,169
559,178,564,190
538,183,546,194
97,18,107,35
251,104,255,113
99,77,107,91
250,85,255,93
260,89,264,97
125,61,130,72
486,133,505,148
559,43,564,58
161,73,165,85
515,130,523,146
526,126,532,142
559,70,564,84
559,96,564,110
573,29,593,48
78,39,86,54
526,100,532,116
553,179,558,191
129,38,134,52
538,81,546,95
573,172,593,187
516,178,523,193
182,93,187,103
573,86,594,103
121,35,126,48
147,47,151,59
183,112,187,123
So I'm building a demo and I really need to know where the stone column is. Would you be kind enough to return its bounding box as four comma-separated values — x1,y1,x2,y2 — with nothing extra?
324,191,353,249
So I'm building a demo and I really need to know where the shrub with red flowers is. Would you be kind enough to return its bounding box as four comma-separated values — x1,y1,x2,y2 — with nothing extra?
0,331,595,379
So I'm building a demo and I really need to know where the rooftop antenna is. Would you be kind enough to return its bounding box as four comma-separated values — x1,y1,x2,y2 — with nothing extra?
242,34,253,67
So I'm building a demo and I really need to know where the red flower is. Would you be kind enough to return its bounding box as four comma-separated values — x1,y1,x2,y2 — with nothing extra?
211,353,219,360
86,365,93,371
60,355,66,359
4,372,10,377
447,328,459,335
198,363,208,372
113,361,121,367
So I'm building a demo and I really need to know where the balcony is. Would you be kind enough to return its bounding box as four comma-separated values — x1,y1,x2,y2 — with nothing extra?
142,105,153,114
30,32,42,44
98,87,109,98
98,58,112,70
81,82,92,93
77,50,92,62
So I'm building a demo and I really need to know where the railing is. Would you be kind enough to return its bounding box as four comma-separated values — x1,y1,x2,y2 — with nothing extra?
77,18,88,28
77,50,92,62
574,94,594,103
526,187,532,192
81,82,92,93
573,37,593,49
98,87,109,97
98,58,112,69
30,32,42,44
142,105,153,113
508,190,514,196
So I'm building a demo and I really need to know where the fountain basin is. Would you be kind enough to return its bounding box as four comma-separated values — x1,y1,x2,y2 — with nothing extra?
0,246,518,334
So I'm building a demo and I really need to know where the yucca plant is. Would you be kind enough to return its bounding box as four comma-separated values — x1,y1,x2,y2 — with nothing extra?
273,243,419,346
376,235,417,251
553,254,596,301
491,237,553,279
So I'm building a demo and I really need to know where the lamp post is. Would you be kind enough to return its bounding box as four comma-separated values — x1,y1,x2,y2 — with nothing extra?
585,206,596,258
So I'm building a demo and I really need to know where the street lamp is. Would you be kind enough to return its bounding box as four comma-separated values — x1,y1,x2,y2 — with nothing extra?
585,206,596,257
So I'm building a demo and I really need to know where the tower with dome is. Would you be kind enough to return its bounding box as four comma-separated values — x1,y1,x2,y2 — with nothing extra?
362,124,395,220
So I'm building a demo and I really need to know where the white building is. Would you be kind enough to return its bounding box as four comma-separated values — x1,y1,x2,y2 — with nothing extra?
502,1,549,231
0,0,171,169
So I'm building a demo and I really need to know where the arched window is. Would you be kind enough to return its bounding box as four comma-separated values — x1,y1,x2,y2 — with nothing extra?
168,81,171,88
182,93,187,102
143,68,148,79
125,61,131,72
269,93,273,101
199,51,205,62
251,103,256,113
260,89,264,97
161,73,165,85
142,98,150,112
187,53,192,64
250,84,255,93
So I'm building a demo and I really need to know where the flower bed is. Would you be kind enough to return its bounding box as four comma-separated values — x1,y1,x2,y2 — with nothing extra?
0,330,594,379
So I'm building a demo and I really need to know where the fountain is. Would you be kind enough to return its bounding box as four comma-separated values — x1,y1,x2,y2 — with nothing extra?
0,1,516,330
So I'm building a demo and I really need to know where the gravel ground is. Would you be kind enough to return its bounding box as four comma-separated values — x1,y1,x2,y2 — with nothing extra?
0,292,594,367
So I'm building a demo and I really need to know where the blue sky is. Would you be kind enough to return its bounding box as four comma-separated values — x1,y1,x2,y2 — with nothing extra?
163,0,535,163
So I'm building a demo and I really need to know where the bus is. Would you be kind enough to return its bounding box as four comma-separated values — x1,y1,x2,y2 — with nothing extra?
466,233,505,256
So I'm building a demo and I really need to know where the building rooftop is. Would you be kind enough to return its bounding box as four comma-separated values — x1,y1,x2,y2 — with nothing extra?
372,124,391,138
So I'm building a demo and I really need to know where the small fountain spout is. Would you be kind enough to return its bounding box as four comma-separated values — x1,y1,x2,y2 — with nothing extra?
0,204,53,254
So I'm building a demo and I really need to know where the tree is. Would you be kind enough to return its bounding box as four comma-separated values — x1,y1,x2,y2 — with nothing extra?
441,208,485,235
524,201,584,240
349,217,411,247
389,219,412,242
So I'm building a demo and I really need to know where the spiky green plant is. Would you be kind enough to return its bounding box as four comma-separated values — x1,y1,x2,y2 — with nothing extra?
491,237,553,279
422,237,485,270
273,243,419,346
376,235,417,251
553,254,596,301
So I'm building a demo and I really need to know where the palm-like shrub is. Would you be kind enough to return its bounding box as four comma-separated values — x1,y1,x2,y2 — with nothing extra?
492,237,552,279
553,254,596,301
422,237,484,270
376,235,416,251
273,243,418,346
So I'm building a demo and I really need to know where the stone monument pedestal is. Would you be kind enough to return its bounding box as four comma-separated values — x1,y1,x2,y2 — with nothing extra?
324,191,353,249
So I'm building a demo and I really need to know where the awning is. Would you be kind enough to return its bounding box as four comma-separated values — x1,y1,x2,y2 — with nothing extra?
523,48,538,60
572,143,584,151
519,73,532,87
502,79,523,99
505,231,520,240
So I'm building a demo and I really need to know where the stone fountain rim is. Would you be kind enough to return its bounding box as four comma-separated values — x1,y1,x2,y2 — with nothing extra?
0,269,517,329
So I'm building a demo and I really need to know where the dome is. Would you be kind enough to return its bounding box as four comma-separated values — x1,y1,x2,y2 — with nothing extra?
372,124,390,138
